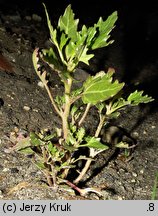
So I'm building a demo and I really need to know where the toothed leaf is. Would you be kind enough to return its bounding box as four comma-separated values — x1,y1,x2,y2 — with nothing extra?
91,11,118,49
30,132,44,146
58,4,79,41
128,90,154,105
82,69,124,104
14,137,31,151
43,4,58,46
78,45,94,65
81,137,109,150
76,127,85,142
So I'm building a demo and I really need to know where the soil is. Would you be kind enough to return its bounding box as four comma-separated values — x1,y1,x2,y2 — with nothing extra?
0,0,158,200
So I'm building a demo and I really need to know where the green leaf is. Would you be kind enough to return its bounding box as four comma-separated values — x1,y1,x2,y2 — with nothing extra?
63,144,76,152
86,26,97,47
59,161,76,169
81,137,109,150
91,11,118,50
65,40,76,61
82,69,124,104
14,137,36,155
43,133,56,141
43,4,58,46
80,25,88,42
70,124,77,133
14,137,31,151
71,105,78,116
58,4,79,41
55,95,65,107
115,141,129,148
108,111,120,119
30,132,44,146
112,98,127,109
95,103,105,113
65,25,94,68
109,98,129,115
67,132,77,145
59,32,69,50
127,90,154,105
78,45,94,65
19,147,35,155
48,142,57,154
76,127,85,142
35,161,46,170
42,48,63,71
71,87,83,97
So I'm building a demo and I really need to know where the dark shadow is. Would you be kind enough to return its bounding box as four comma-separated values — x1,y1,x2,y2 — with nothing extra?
80,148,119,186
121,1,158,102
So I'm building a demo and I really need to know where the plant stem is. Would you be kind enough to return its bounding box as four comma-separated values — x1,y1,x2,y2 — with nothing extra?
41,147,54,187
73,157,92,184
74,113,107,184
78,103,91,126
43,169,54,187
61,157,72,179
95,114,107,138
61,77,73,179
62,77,73,140
44,83,62,117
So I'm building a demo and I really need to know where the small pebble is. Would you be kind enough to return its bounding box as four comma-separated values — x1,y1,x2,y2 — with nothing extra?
38,81,44,88
32,14,42,22
132,131,139,137
9,15,21,22
25,16,32,21
117,196,123,200
14,127,19,133
23,106,30,111
132,172,137,177
140,169,144,174
3,15,21,23
3,168,10,172
33,108,39,112
4,148,12,154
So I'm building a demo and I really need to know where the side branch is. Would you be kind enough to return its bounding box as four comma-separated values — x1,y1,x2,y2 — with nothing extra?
78,103,91,126
45,84,62,117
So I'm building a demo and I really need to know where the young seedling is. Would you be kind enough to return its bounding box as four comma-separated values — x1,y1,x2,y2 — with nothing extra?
16,4,154,196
